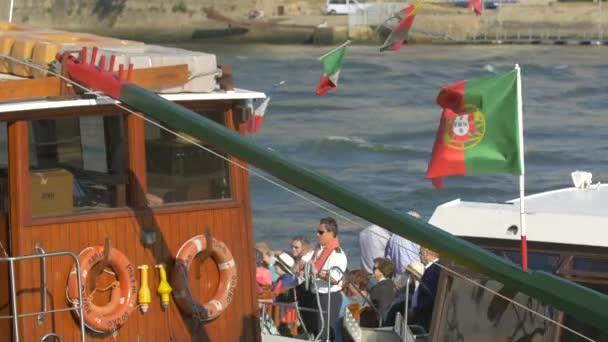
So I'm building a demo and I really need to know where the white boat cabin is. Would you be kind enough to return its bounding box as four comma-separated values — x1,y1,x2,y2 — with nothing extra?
427,174,608,341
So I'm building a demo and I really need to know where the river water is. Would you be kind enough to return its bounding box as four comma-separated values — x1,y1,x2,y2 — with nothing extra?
174,42,608,267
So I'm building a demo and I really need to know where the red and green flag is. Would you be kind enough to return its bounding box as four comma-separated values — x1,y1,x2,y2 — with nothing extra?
379,3,420,52
316,44,347,96
426,69,522,189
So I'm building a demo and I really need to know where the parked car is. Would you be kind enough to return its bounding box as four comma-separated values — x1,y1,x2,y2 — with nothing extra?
326,0,372,15
453,1,500,9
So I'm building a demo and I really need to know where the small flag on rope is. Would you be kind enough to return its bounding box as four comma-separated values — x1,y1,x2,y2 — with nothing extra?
247,81,285,134
379,3,420,52
316,41,350,96
467,0,483,16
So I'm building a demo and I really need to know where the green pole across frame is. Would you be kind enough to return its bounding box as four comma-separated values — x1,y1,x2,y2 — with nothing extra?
120,84,608,332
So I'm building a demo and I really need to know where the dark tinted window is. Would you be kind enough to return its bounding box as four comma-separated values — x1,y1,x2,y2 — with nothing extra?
491,249,561,272
573,257,608,273
28,115,127,217
144,111,231,205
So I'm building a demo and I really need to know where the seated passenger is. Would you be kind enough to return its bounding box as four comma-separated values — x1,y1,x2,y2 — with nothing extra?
255,250,272,294
360,258,396,327
290,235,313,273
382,260,425,326
272,252,298,300
409,247,440,332
343,269,370,306
256,241,279,282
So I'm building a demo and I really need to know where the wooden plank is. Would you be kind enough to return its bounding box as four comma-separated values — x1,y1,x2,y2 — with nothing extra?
127,64,189,90
127,113,147,207
0,77,61,101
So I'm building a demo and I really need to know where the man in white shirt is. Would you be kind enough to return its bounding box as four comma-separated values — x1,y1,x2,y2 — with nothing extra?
301,217,347,341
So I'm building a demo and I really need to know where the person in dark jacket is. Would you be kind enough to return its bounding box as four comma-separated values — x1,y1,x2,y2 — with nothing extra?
360,257,396,327
410,247,440,332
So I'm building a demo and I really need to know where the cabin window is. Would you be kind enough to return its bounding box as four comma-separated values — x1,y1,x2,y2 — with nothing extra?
144,111,231,205
435,275,559,340
0,122,6,213
572,257,608,274
28,115,127,218
491,249,561,272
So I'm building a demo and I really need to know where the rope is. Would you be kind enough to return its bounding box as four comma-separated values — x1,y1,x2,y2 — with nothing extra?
0,53,596,341
87,280,119,300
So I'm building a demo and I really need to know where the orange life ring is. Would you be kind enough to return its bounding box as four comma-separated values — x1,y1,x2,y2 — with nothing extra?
172,235,237,321
66,246,138,333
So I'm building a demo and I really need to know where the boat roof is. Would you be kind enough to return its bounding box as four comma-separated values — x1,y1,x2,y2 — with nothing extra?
0,24,265,108
0,89,265,113
429,183,608,248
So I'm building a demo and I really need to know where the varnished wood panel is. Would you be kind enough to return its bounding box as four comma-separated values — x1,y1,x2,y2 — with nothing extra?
5,103,259,341
0,78,61,102
9,204,257,342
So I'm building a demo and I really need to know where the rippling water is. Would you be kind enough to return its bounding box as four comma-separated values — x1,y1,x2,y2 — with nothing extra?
174,42,608,267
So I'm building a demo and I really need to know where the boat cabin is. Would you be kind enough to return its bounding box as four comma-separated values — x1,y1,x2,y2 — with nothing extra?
0,24,264,341
428,180,608,341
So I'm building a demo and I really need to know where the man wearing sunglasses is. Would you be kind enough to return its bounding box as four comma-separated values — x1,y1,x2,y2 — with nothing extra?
300,217,348,341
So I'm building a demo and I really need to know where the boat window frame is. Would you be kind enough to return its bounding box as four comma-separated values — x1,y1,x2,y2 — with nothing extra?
467,237,608,281
2,100,247,227
142,101,238,208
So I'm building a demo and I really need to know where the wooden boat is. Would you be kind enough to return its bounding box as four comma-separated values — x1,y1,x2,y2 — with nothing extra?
0,24,264,341
0,24,606,342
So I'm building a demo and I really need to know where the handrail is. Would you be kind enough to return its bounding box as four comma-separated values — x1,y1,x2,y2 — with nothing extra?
35,243,47,324
117,83,608,332
0,251,86,342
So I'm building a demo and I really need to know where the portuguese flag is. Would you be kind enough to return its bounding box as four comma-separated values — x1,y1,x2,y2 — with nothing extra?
426,68,523,189
316,44,347,96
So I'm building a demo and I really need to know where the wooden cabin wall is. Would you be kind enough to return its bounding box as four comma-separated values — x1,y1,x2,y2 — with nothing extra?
1,106,260,342
9,206,259,342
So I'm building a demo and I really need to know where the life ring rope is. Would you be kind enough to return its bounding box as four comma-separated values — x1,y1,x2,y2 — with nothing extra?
172,234,238,322
66,246,138,334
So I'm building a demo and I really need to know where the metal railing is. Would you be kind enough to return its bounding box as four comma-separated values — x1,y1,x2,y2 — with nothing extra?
0,250,86,342
348,3,407,31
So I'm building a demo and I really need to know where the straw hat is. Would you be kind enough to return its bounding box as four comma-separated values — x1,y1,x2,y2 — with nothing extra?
407,210,421,219
405,260,425,280
275,252,295,274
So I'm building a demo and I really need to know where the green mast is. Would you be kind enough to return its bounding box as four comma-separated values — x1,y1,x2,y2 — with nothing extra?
120,84,608,332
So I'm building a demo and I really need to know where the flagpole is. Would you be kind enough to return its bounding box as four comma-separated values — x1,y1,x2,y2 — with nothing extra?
515,64,527,271
318,40,352,61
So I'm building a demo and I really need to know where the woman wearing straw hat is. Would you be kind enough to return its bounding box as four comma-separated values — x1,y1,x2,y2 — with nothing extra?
272,252,299,299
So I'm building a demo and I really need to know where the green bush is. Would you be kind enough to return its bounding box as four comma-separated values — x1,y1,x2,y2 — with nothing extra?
172,1,188,13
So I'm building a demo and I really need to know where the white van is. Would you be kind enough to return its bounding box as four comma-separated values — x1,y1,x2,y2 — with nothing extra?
326,0,370,15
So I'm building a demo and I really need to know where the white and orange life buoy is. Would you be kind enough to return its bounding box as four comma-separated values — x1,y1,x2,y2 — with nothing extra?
66,246,138,333
172,235,237,321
